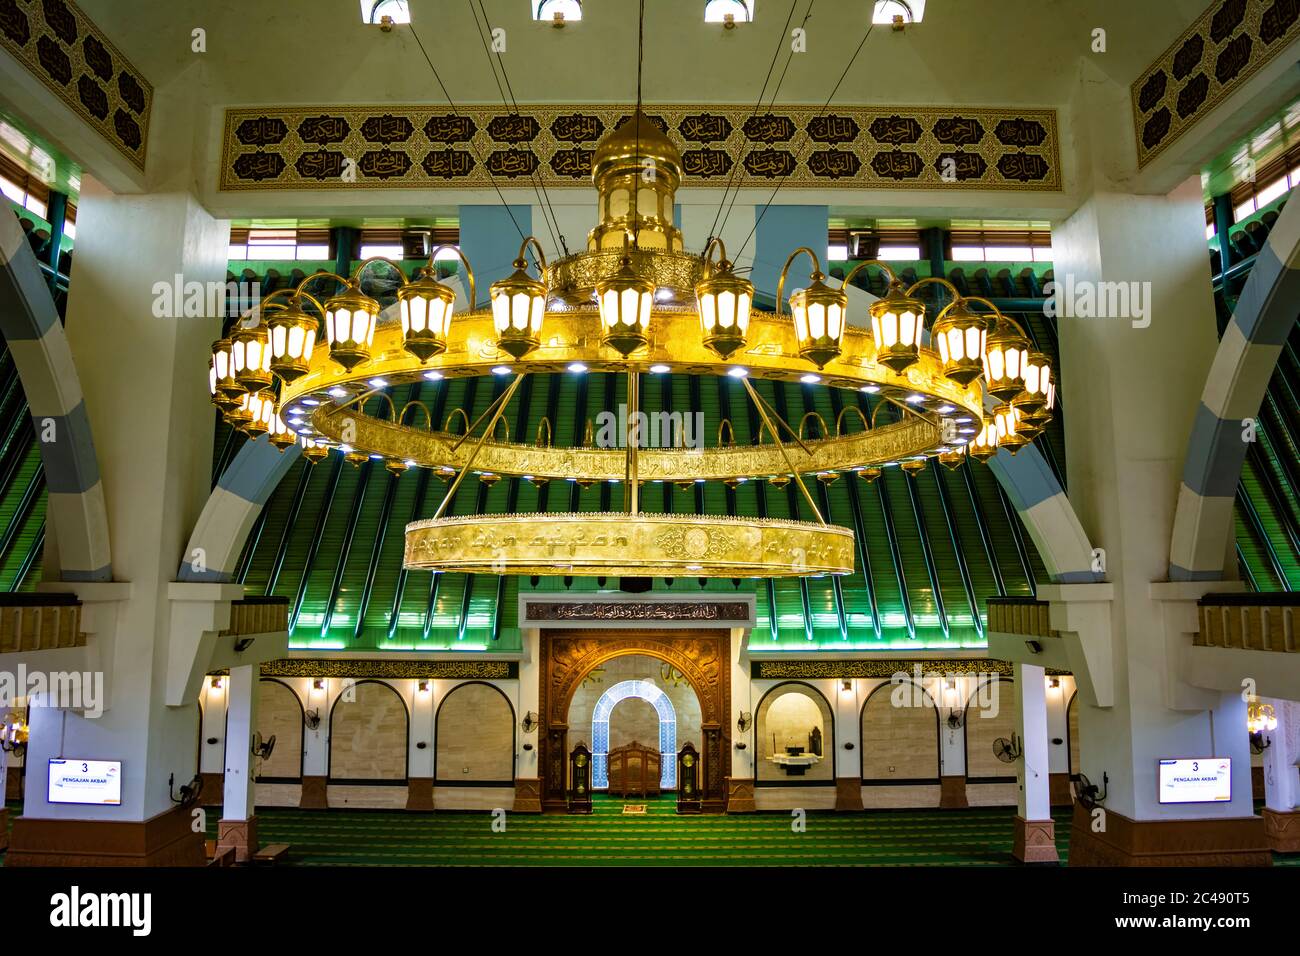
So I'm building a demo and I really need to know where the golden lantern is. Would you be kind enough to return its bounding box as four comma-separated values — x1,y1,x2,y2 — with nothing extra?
900,457,927,476
930,297,991,386
323,278,380,371
400,245,474,362
223,392,252,431
969,417,999,462
938,448,966,470
265,293,322,383
268,411,296,450
696,237,753,360
1015,349,1053,415
210,337,244,403
385,458,410,477
208,355,238,412
777,247,847,369
1247,699,1278,734
344,447,370,467
230,322,273,395
983,315,1031,401
993,402,1027,455
242,392,275,436
596,253,654,357
858,466,883,483
300,435,328,464
490,238,547,361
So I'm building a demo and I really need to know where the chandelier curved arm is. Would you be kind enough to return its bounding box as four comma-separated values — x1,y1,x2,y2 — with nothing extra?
516,236,549,281
904,275,962,314
960,295,1032,341
774,246,823,318
293,270,352,299
838,258,900,294
701,236,730,275
261,286,329,318
797,410,829,442
426,244,477,309
836,404,869,436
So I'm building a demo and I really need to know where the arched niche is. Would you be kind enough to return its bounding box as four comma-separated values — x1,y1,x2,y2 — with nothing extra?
435,681,515,784
963,677,1017,782
328,680,408,783
755,682,834,783
860,680,940,783
256,679,304,782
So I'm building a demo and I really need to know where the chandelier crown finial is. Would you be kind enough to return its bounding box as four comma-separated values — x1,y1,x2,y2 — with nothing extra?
588,110,684,254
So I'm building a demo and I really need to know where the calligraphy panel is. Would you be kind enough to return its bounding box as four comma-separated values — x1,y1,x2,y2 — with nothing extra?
221,104,1059,191
0,0,152,169
1132,0,1300,168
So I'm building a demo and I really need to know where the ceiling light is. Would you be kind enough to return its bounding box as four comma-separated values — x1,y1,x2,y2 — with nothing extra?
492,365,513,375
800,373,821,384
649,364,671,373
568,362,588,373
423,370,444,380
368,377,388,388
727,366,748,378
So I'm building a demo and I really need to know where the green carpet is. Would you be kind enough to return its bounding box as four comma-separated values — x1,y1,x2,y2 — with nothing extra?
7,799,1300,866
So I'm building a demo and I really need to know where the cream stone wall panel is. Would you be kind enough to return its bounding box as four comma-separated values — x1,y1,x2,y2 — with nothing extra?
435,682,515,782
254,783,301,808
328,681,408,782
860,682,941,782
965,678,1018,781
326,785,408,809
966,782,1019,807
434,786,516,811
860,784,941,809
255,679,303,781
756,683,834,783
754,786,837,811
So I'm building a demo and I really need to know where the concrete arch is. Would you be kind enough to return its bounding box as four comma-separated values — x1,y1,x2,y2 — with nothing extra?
1170,196,1300,580
0,211,110,581
179,436,300,581
987,445,1099,583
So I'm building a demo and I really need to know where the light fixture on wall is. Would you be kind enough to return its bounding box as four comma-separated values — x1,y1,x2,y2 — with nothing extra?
840,678,852,693
1,714,28,757
535,0,581,27
704,0,752,28
417,680,431,693
1248,699,1278,753
209,676,223,690
312,678,326,691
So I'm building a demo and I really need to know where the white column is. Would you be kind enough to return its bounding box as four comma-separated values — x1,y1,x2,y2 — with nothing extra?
221,665,259,825
1263,698,1299,813
1016,664,1051,821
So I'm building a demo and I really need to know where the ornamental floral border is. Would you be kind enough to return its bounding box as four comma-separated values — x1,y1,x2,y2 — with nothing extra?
220,103,1060,192
1132,0,1300,169
0,0,152,170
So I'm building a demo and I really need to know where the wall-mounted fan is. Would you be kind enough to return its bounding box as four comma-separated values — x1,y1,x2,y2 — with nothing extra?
737,711,753,733
304,708,321,730
992,733,1022,763
252,732,276,760
521,711,540,734
1073,771,1108,810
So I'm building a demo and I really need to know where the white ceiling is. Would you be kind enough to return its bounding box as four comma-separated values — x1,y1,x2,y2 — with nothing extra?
81,0,1209,108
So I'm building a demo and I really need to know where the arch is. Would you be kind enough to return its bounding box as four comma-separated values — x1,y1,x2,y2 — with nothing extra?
963,676,1017,782
754,681,834,784
0,211,110,581
256,678,304,782
987,446,1100,583
434,680,515,784
591,679,677,788
859,679,940,783
327,679,408,783
1170,196,1300,579
179,435,300,581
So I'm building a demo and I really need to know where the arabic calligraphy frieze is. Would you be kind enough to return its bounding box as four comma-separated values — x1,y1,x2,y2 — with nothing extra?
1133,0,1300,168
221,104,1059,190
524,601,752,622
0,0,152,169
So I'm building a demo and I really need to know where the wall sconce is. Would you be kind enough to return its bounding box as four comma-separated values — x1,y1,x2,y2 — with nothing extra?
840,678,852,693
312,678,326,691
1047,676,1061,689
1248,699,1278,753
1,715,28,758
417,680,431,694
209,676,223,690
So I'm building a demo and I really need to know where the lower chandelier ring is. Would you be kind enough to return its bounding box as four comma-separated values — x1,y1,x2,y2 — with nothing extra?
404,512,856,578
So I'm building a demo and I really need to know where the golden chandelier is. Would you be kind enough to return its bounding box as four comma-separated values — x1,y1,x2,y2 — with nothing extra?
208,112,1053,579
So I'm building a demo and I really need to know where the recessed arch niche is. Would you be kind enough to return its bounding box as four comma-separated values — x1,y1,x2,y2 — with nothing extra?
755,682,834,784
435,681,515,784
964,676,1017,782
256,678,304,782
328,680,409,783
860,680,940,783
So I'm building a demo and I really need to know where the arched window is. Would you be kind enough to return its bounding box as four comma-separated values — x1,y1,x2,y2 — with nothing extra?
361,0,410,25
591,680,676,789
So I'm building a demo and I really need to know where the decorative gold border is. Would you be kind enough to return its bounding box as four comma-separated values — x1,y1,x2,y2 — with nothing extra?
1131,0,1300,168
0,0,152,170
749,659,1071,678
220,103,1060,191
210,659,517,679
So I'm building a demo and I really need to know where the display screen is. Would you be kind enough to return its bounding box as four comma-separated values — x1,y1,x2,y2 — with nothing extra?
1157,757,1231,804
47,759,122,805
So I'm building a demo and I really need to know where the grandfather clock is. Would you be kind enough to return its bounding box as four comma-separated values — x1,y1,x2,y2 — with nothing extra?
676,742,702,814
568,743,593,814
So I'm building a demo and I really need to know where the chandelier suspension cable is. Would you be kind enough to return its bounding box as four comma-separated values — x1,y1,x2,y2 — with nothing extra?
466,0,566,257
714,0,816,245
735,19,877,264
704,0,802,247
740,377,825,525
631,0,645,250
432,371,527,520
407,20,527,251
